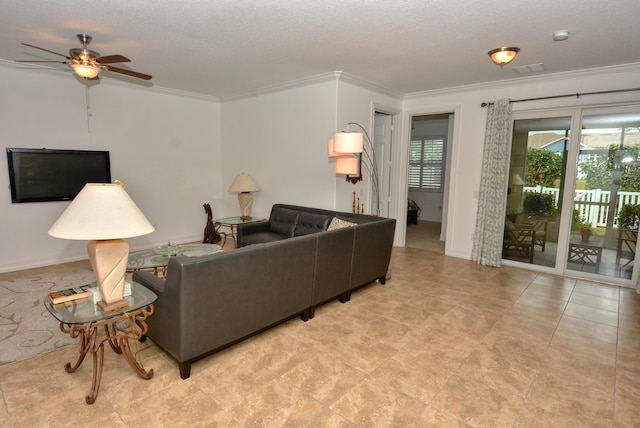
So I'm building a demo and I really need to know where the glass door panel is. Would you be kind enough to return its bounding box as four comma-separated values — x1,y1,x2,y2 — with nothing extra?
566,111,640,280
503,117,571,268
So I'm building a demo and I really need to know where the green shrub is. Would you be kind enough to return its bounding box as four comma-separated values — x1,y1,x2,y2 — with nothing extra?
523,192,557,216
617,204,640,230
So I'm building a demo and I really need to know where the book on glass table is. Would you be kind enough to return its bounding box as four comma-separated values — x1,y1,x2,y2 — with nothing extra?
48,284,91,305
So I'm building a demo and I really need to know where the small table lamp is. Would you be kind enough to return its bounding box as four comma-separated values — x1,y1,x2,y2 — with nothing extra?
48,182,155,311
228,173,260,220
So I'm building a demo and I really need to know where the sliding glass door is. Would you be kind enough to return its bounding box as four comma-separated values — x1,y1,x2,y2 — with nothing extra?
504,116,571,269
566,109,640,280
503,105,640,287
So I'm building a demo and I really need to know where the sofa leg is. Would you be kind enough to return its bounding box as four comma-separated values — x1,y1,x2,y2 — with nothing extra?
308,307,315,319
379,275,386,285
179,361,191,379
339,292,348,304
301,308,310,322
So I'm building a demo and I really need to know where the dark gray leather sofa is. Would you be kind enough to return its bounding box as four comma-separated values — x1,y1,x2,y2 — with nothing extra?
133,204,395,379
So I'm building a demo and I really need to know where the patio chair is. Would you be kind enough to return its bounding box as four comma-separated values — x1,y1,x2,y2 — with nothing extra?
503,219,536,264
616,229,637,277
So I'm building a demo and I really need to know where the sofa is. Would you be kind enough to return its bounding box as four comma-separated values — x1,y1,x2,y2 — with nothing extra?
133,204,396,379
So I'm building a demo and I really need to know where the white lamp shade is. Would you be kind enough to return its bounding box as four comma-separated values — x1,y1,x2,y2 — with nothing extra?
335,156,359,175
333,132,364,154
328,139,339,158
48,183,155,240
228,173,260,193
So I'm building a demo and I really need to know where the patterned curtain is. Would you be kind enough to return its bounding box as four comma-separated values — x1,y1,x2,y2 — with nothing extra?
471,99,512,267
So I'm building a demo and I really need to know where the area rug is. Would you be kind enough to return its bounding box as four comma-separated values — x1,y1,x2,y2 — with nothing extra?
0,267,95,366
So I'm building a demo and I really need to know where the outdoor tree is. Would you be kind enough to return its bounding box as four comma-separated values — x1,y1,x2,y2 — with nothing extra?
525,147,563,187
579,144,640,192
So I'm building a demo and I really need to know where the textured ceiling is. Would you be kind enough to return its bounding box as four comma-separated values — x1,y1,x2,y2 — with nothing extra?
1,0,640,99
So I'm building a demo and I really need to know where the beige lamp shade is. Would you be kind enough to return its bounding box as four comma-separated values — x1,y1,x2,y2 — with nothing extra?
335,156,359,175
228,173,260,193
327,139,339,158
333,131,364,154
228,173,260,220
48,182,154,311
512,173,525,186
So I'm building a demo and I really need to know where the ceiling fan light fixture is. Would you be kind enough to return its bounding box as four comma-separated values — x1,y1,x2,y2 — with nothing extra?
71,63,100,79
488,47,520,67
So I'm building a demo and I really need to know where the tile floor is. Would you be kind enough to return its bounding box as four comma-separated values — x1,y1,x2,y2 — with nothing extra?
1,247,639,427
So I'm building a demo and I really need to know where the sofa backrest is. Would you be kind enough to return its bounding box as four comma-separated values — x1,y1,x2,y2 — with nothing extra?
268,207,299,237
295,211,332,236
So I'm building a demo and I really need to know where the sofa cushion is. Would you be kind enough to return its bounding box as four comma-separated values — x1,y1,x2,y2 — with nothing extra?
269,207,300,237
295,212,332,236
241,231,289,246
327,217,357,231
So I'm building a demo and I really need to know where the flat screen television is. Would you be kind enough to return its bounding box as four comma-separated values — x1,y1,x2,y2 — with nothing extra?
6,148,111,203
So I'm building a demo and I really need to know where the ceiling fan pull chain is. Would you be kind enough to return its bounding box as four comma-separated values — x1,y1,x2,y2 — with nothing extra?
85,86,92,134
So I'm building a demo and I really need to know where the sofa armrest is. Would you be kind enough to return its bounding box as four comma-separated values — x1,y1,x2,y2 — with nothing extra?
236,221,270,247
132,270,166,295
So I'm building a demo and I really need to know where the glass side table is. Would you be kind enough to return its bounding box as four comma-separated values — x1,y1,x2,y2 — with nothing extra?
127,243,222,277
214,216,266,247
44,282,157,404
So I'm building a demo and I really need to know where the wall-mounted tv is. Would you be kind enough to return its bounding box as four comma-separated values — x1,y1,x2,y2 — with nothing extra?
6,148,111,203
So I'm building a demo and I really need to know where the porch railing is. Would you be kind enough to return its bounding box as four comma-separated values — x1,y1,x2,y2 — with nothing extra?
524,186,640,227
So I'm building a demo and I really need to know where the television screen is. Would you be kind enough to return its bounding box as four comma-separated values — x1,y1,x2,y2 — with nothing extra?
6,148,111,203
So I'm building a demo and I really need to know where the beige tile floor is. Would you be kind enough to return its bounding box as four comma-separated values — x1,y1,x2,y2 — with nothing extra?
1,247,640,427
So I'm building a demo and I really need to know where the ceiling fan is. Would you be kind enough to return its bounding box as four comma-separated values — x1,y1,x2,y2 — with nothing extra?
16,34,152,81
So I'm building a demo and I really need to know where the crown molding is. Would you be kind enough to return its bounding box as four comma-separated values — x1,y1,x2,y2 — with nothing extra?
221,70,403,102
0,59,220,102
404,62,640,100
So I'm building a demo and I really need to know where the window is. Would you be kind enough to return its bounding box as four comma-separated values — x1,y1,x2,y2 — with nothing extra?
409,136,445,190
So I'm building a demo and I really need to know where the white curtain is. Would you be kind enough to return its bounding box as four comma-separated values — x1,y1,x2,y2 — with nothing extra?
471,99,513,267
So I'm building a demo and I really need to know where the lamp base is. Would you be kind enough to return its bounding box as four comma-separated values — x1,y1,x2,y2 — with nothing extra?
97,299,130,312
238,192,253,220
87,239,129,312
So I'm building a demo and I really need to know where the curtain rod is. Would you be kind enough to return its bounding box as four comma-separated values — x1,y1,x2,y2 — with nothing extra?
480,87,640,107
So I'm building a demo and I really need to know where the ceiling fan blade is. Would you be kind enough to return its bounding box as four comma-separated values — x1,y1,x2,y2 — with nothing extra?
97,54,130,64
15,60,67,63
21,43,70,60
103,65,152,80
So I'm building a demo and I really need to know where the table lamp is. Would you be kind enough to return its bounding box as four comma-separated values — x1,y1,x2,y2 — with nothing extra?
228,173,260,220
48,181,155,311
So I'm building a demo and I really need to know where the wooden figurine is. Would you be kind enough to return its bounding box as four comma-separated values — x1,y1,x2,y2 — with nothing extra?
202,203,222,244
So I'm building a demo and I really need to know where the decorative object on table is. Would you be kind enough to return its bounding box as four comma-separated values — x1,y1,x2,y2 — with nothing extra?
228,173,261,220
48,181,155,311
488,47,520,66
328,122,381,215
579,225,593,242
153,242,185,256
202,203,223,244
48,284,92,304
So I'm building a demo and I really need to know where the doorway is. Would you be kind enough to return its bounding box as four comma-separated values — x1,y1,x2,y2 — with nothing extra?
406,113,453,252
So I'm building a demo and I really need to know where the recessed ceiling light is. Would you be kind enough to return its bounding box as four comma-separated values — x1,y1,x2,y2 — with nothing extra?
553,30,570,41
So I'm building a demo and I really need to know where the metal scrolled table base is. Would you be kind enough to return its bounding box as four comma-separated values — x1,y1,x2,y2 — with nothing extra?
60,305,155,404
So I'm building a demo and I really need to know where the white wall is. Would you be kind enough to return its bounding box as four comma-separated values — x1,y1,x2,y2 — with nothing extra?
0,63,221,272
403,64,640,260
4,61,639,272
220,78,338,219
335,78,403,215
